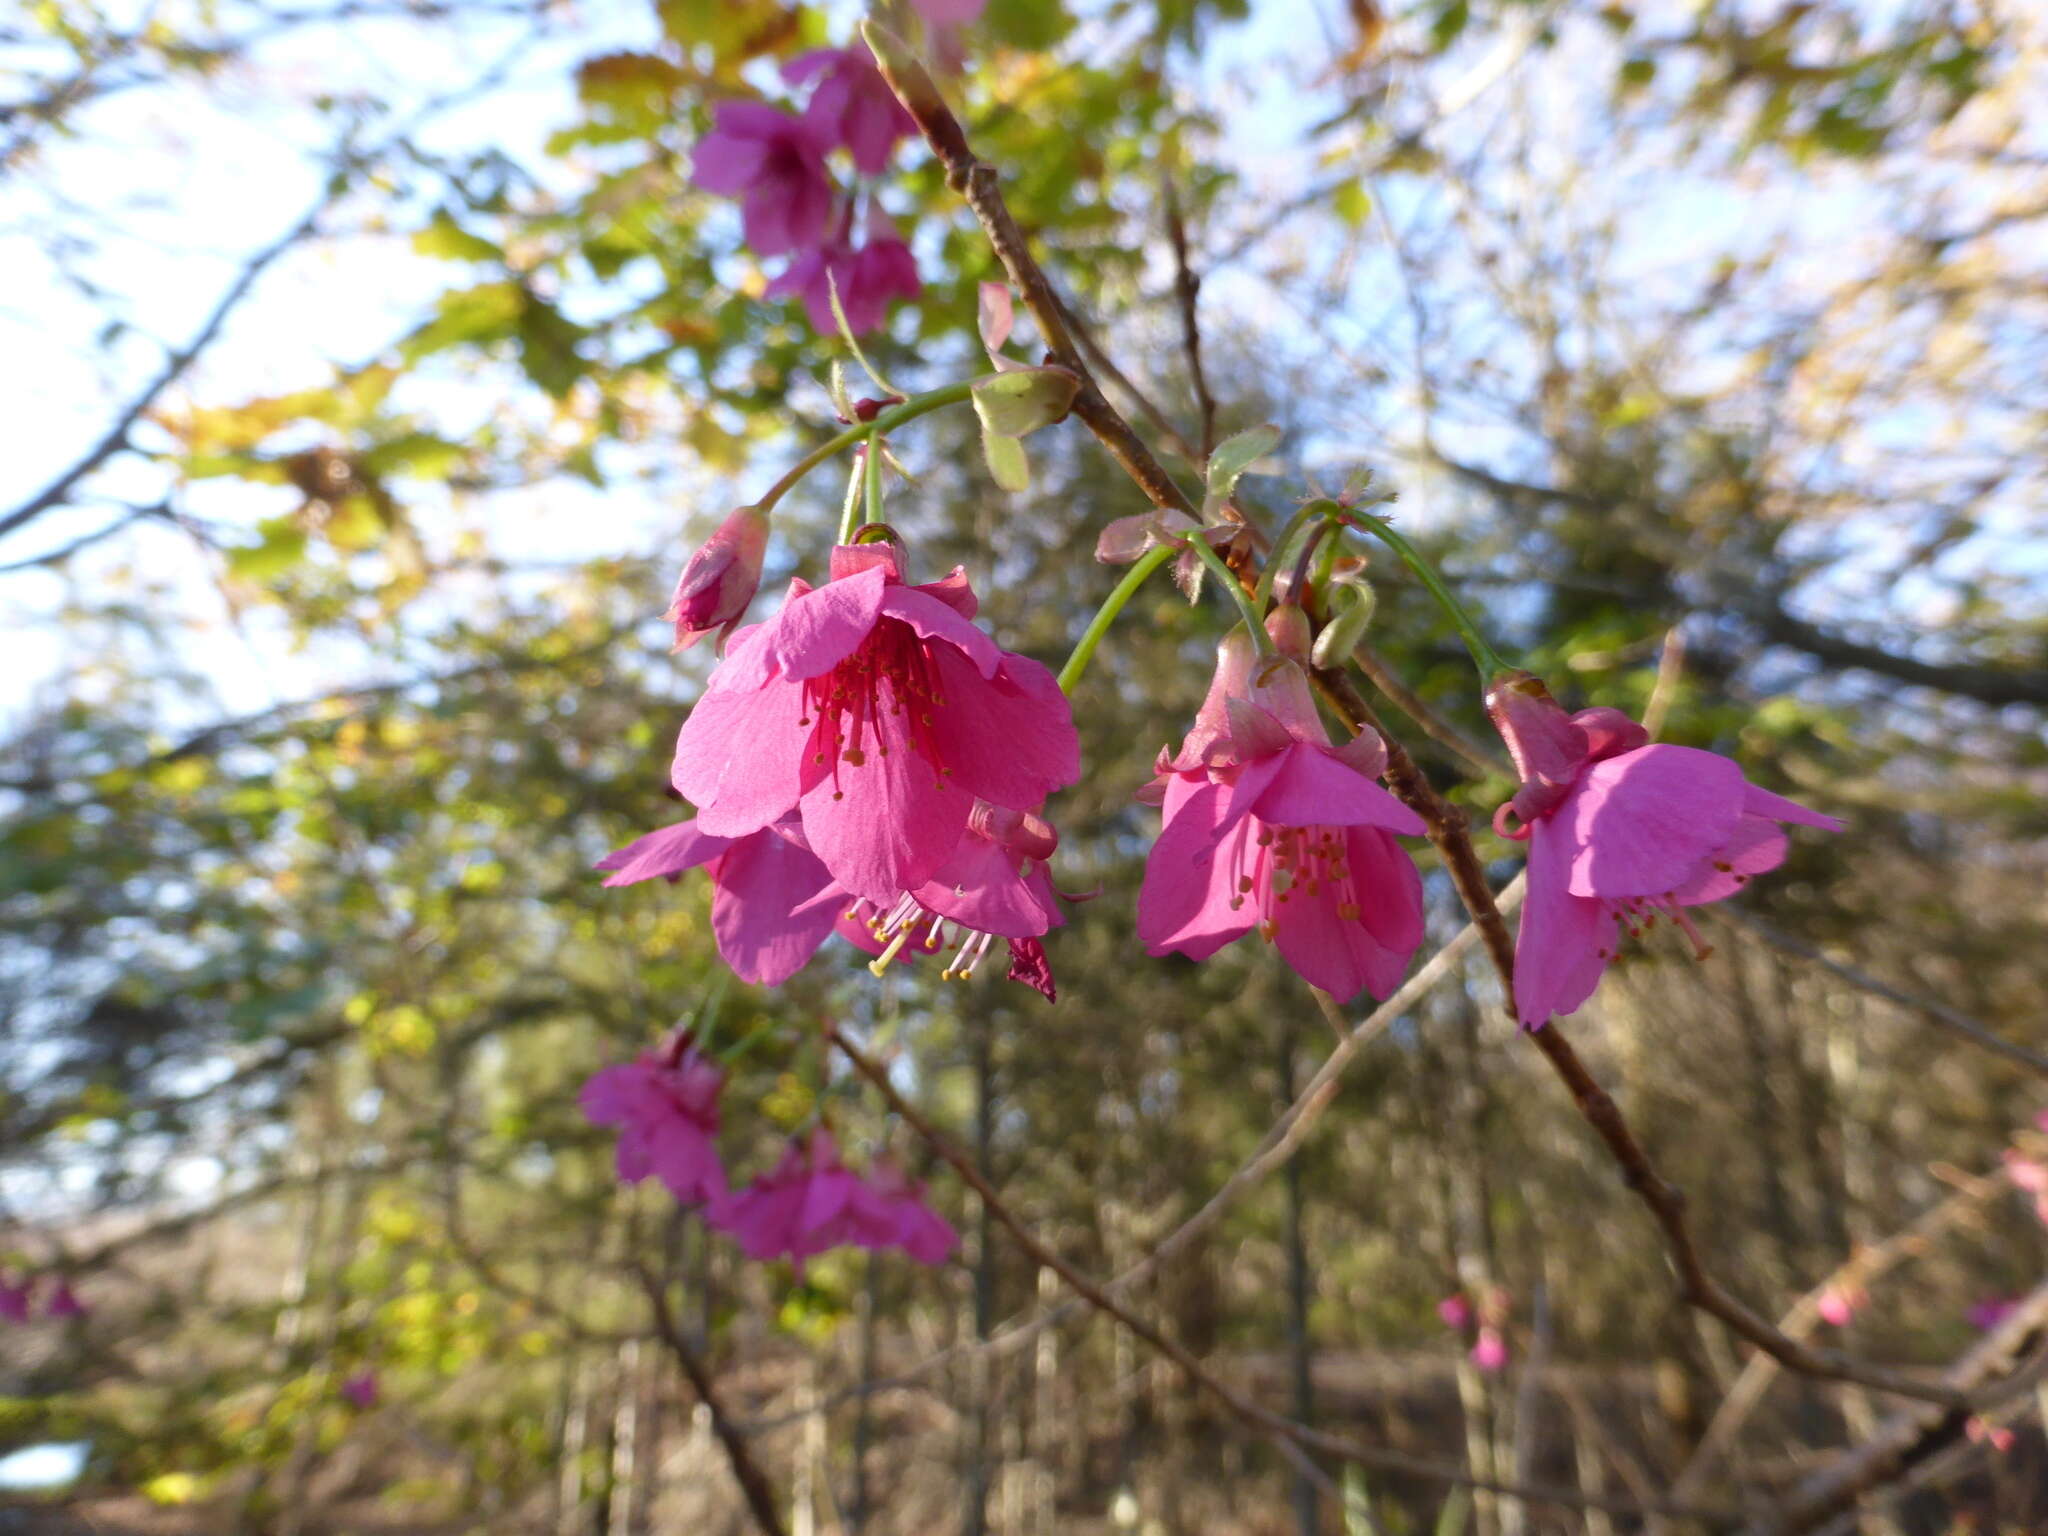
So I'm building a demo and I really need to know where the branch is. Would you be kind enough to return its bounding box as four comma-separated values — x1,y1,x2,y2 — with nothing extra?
1719,909,2048,1079
1162,174,1218,458
827,1024,1734,1523
639,1266,791,1536
1309,665,1970,1410
863,23,1199,518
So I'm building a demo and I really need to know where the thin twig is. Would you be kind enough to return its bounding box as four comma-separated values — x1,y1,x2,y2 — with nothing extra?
1719,909,2048,1079
827,1025,1736,1523
1349,643,1507,777
863,23,1199,519
639,1265,791,1536
1309,664,1968,1410
1163,173,1218,458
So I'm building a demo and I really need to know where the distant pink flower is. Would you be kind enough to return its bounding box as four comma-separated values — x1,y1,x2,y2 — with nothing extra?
2035,1109,2048,1135
864,1157,959,1265
1137,632,1426,1003
910,0,986,21
1966,1415,2016,1453
709,1129,953,1274
1815,1283,1863,1328
1486,673,1843,1029
598,802,1068,998
579,1041,727,1204
1470,1327,1509,1372
2001,1149,2048,1224
671,545,1078,909
45,1281,85,1320
1436,1294,1472,1330
668,508,770,653
767,209,920,335
0,1277,28,1324
1969,1296,2021,1331
786,48,914,174
691,100,835,256
340,1371,380,1409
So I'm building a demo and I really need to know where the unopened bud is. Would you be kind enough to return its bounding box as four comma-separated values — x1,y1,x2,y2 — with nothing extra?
1264,602,1312,662
1310,583,1377,668
668,507,770,652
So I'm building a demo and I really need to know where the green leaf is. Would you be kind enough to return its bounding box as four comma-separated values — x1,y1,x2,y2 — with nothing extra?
227,517,308,581
1331,180,1372,228
970,367,1079,438
1204,424,1280,502
982,429,1030,493
411,211,502,264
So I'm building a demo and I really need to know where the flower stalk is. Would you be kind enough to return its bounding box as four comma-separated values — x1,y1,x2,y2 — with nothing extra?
1331,504,1514,678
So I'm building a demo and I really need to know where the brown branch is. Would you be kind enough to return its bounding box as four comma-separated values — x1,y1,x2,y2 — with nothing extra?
1308,664,1967,1411
862,22,1199,519
827,1024,1735,1524
1162,175,1218,458
1719,909,2048,1079
640,1266,791,1536
1046,285,1200,464
1348,643,1508,777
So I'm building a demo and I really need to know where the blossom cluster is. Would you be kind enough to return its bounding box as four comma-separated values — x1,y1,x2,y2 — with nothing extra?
0,1272,85,1323
581,1033,956,1274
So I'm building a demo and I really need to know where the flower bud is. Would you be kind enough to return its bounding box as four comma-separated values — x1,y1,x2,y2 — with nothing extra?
1264,602,1312,662
667,507,770,652
1309,583,1377,669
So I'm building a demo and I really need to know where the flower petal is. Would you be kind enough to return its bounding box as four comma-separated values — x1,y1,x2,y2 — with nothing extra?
771,562,889,680
879,582,1002,677
1670,815,1788,906
1743,782,1845,832
671,677,810,836
709,829,843,984
1252,743,1427,833
912,834,1052,939
799,732,972,904
1138,781,1253,960
1513,820,1616,1028
926,649,1080,810
1345,824,1426,956
913,567,978,618
595,819,732,886
1562,745,1745,899
1271,878,1407,1003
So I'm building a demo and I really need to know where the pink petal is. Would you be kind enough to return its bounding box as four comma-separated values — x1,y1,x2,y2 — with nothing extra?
595,819,732,886
670,676,810,837
1743,782,1844,832
1271,874,1408,1002
1251,743,1426,833
1562,745,1745,899
911,833,1053,939
689,131,768,195
1222,697,1296,762
878,583,1002,677
709,829,843,984
770,562,888,680
1138,782,1254,960
925,650,1080,811
1670,815,1787,905
1513,820,1616,1028
799,728,972,904
912,566,978,618
1345,825,1426,956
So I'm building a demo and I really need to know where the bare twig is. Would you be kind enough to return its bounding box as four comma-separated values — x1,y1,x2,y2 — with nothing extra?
1349,643,1508,777
862,23,1199,519
1719,910,2048,1079
639,1265,791,1536
1163,174,1218,458
827,1024,1735,1523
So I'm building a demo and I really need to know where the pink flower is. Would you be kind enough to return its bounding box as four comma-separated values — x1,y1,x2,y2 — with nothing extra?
1436,1294,1472,1330
766,209,920,335
596,802,1068,999
340,1371,380,1409
1486,673,1842,1029
668,508,770,653
1966,1415,2016,1454
863,1157,959,1265
708,1129,953,1274
579,1041,727,1204
2001,1148,2048,1227
786,48,914,175
1137,632,1427,1003
45,1281,85,1320
910,0,986,21
691,100,834,256
671,544,1078,910
1969,1296,2021,1331
0,1276,28,1324
1470,1327,1509,1372
1815,1283,1863,1328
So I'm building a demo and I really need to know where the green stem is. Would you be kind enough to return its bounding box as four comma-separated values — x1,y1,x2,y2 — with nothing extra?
758,379,979,517
1181,533,1271,648
1253,502,1327,613
1057,543,1175,694
1338,506,1514,677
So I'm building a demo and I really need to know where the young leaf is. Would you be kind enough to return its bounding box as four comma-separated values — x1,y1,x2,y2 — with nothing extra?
971,367,1079,438
1204,424,1280,505
982,429,1030,493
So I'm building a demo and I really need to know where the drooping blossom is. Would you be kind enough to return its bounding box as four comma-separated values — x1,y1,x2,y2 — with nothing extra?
1470,1327,1509,1373
596,801,1069,999
766,208,920,335
863,1157,959,1266
45,1281,85,1320
786,48,914,174
1486,672,1843,1030
1436,1294,1472,1330
668,508,770,653
340,1371,380,1409
0,1276,28,1323
708,1129,954,1274
1137,630,1427,1003
1815,1282,1864,1328
671,544,1079,910
579,1039,727,1204
691,101,834,256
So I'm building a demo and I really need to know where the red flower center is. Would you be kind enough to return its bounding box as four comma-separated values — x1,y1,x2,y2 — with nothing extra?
799,618,950,799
